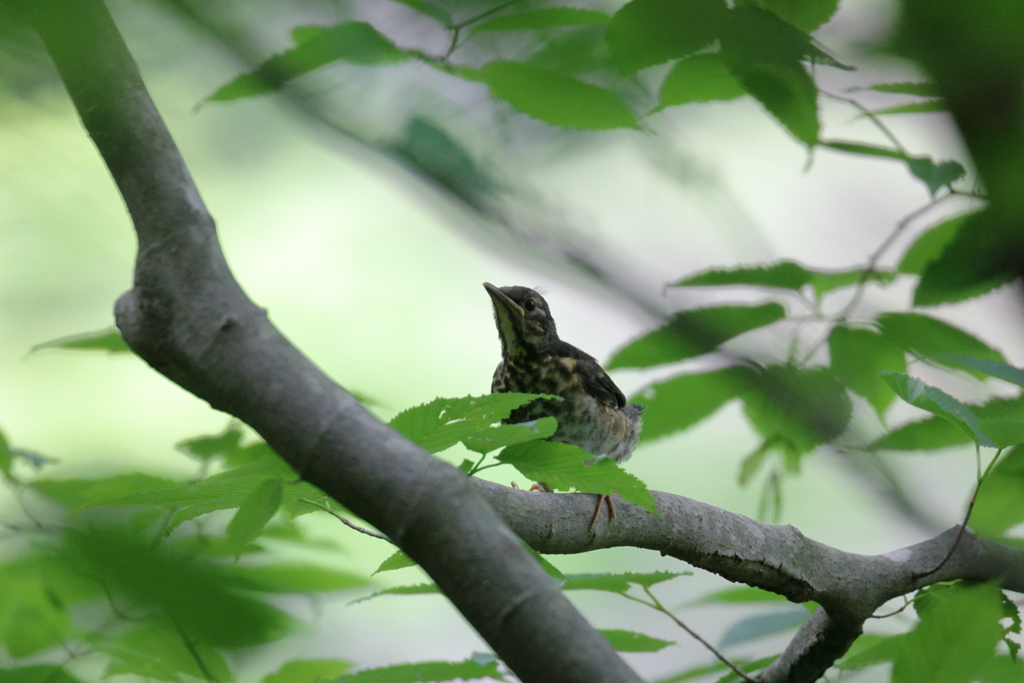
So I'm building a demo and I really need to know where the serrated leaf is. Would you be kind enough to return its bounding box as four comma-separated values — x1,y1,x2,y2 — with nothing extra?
672,261,812,290
601,629,675,652
979,419,1024,448
828,326,906,415
461,418,557,454
971,445,1024,536
933,355,1024,387
633,367,756,442
497,441,657,514
350,584,441,604
59,528,293,648
176,425,244,461
30,327,131,354
389,393,549,453
608,304,785,370
742,365,852,454
526,547,566,581
720,6,851,70
473,8,610,32
95,621,230,683
870,99,947,116
881,372,996,447
862,82,942,97
469,61,637,129
719,609,809,647
978,656,1024,683
374,550,416,574
226,478,284,558
655,54,745,110
0,666,87,683
837,634,903,669
899,214,971,275
562,571,686,592
914,210,1022,307
29,474,181,509
689,586,787,605
809,268,895,296
336,657,505,682
391,0,451,25
872,416,971,451
264,659,352,683
878,313,1005,371
906,156,966,195
893,583,1004,683
728,60,819,146
606,0,728,74
208,23,412,102
754,0,840,33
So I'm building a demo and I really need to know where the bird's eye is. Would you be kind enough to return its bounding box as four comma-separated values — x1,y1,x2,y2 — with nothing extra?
523,299,537,312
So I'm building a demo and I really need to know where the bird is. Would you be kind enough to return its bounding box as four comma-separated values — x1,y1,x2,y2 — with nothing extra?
483,282,644,525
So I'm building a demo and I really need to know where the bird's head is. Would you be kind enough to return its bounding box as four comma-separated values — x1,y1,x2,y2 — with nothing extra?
484,283,559,358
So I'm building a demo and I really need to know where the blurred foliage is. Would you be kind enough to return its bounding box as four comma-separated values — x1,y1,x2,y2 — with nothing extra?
4,0,1024,681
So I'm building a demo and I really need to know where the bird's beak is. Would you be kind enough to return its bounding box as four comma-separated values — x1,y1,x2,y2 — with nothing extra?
483,282,524,317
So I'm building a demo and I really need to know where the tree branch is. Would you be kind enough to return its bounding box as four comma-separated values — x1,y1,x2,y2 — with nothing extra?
473,480,1024,683
16,2,641,681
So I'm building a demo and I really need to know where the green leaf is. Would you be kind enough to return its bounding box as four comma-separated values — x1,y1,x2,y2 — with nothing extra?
828,326,906,415
672,261,812,289
653,661,731,683
742,365,852,454
30,327,131,354
374,550,416,574
750,0,840,33
469,61,637,129
0,575,70,657
690,586,787,605
719,609,809,647
473,8,610,32
822,139,906,160
971,445,1024,536
893,583,1004,683
562,571,686,592
391,0,451,25
225,564,368,593
29,474,181,509
837,634,903,669
389,393,549,454
729,60,818,146
95,621,231,683
208,23,411,102
633,367,756,442
176,425,244,461
461,417,557,454
870,99,948,115
0,667,87,683
980,419,1024,448
351,583,441,604
877,312,1005,370
712,655,780,682
915,210,1022,306
810,268,895,296
226,478,284,558
872,416,972,451
527,548,567,581
863,82,942,97
899,214,971,275
881,372,996,447
61,528,294,648
655,54,745,110
264,659,353,683
600,629,675,652
336,657,505,682
978,656,1024,683
720,6,851,70
906,156,966,195
393,118,495,208
606,0,728,74
608,304,785,370
497,441,657,514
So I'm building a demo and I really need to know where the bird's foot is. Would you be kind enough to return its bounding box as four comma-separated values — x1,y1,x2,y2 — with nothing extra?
588,493,616,532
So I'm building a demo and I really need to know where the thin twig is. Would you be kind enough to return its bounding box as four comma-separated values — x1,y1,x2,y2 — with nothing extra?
297,498,393,542
174,620,218,683
869,597,912,619
821,90,909,155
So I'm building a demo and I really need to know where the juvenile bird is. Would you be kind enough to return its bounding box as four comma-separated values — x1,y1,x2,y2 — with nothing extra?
484,283,644,521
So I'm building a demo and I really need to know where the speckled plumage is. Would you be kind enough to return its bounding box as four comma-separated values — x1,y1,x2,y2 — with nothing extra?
484,283,643,463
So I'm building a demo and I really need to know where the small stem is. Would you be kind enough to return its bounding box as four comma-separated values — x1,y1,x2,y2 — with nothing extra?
467,452,489,476
296,498,392,542
869,596,912,619
174,620,217,682
821,90,909,154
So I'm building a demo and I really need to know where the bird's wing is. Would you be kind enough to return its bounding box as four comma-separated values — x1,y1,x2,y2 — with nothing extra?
491,361,506,393
579,358,627,409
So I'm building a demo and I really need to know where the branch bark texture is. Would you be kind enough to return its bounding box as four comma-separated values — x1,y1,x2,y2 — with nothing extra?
18,2,642,681
473,480,1024,683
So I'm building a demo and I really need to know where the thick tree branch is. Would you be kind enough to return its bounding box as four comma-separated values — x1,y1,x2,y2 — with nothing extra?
17,2,641,681
474,480,1024,682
